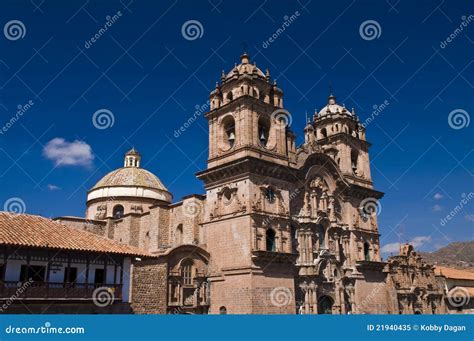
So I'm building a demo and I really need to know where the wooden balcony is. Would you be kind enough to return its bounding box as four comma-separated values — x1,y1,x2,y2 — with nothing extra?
0,281,122,301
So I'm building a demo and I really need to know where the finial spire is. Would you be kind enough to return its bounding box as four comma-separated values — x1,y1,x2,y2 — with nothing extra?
328,84,336,105
241,41,248,54
240,50,249,64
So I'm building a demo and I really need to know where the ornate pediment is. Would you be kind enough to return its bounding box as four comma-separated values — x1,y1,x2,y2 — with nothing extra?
210,186,246,220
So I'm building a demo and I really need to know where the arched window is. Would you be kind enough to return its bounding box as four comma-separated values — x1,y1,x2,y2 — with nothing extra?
321,128,327,138
316,224,325,248
219,306,227,314
258,116,270,147
181,259,194,285
266,229,276,252
113,205,124,218
351,150,359,174
253,87,259,98
222,187,232,204
222,116,235,149
226,91,233,102
364,242,370,261
175,224,183,245
318,296,333,314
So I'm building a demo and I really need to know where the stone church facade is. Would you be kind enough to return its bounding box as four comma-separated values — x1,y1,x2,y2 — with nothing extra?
57,53,447,314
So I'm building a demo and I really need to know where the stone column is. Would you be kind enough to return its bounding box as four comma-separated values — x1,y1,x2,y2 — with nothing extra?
350,289,356,314
310,282,318,314
302,282,310,314
334,234,340,262
340,288,346,314
300,232,306,264
307,232,313,263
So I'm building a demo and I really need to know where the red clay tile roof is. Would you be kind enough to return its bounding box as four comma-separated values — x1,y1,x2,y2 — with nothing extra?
0,212,152,257
435,266,474,281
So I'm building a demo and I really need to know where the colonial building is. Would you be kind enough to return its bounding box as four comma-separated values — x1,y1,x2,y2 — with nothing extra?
1,53,472,314
435,266,474,314
0,213,151,313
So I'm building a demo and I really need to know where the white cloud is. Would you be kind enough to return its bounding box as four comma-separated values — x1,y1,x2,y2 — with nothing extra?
411,236,431,247
381,236,431,254
433,193,443,200
380,242,400,254
465,214,474,222
47,184,61,191
43,138,94,167
432,204,443,212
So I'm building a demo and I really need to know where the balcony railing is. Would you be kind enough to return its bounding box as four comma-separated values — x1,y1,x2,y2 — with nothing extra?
0,281,122,300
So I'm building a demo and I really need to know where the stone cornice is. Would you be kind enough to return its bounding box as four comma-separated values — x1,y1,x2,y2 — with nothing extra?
196,156,296,187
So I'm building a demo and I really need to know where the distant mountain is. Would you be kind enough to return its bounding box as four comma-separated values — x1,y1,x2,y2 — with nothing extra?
421,241,474,269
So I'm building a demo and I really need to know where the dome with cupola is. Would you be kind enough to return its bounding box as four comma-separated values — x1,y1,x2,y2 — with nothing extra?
86,148,172,220
318,94,352,117
223,53,267,82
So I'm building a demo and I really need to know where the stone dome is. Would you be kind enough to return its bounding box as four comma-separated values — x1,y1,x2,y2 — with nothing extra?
91,167,168,191
318,94,352,117
224,53,266,81
87,149,172,205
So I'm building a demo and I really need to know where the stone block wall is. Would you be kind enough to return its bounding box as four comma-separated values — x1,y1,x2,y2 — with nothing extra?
131,258,168,314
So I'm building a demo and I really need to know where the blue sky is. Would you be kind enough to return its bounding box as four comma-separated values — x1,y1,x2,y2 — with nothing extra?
0,0,472,257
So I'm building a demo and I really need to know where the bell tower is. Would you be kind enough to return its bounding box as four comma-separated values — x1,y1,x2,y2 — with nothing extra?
207,53,296,169
197,53,297,314
310,93,372,188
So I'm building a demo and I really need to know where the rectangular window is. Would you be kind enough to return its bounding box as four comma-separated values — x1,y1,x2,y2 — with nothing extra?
94,268,105,285
20,265,45,282
63,267,78,283
0,263,4,281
